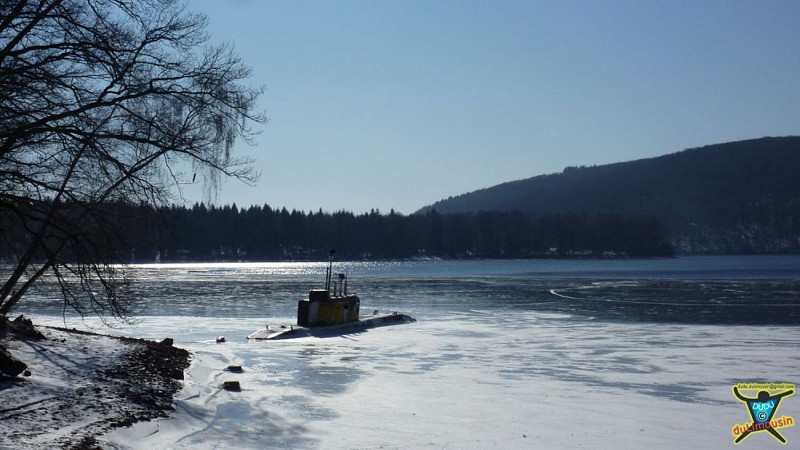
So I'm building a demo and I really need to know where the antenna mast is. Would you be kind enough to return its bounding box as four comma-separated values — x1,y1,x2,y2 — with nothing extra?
325,248,335,290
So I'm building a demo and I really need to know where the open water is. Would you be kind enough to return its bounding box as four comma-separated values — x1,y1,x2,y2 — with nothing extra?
21,255,800,325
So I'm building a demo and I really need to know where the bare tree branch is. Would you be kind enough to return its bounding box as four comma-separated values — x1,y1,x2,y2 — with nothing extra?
0,0,265,320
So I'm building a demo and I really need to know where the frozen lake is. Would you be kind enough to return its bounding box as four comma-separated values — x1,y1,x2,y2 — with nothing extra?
25,256,800,448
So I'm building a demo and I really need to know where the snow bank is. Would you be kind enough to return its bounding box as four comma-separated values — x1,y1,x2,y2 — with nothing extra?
0,325,188,448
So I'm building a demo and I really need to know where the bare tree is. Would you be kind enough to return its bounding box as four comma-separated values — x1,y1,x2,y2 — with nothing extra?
0,0,265,321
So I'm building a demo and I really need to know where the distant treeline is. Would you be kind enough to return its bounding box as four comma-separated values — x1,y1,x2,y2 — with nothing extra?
0,202,673,262
32,203,671,262
419,137,800,254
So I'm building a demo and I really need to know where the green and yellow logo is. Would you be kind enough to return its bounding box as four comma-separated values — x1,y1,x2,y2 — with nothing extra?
732,383,795,445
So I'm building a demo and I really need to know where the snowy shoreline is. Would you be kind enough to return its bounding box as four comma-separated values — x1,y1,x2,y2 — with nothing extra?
0,324,190,448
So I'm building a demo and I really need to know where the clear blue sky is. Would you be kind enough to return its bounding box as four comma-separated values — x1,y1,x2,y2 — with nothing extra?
187,0,800,214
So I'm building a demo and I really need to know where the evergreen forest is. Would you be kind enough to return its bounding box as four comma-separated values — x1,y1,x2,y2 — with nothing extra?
419,137,800,254
0,203,673,263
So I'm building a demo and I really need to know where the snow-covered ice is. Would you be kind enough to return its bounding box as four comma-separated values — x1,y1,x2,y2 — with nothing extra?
27,309,800,449
9,258,800,448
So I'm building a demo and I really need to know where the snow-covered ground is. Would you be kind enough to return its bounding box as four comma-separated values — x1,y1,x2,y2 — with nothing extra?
26,310,800,449
1,325,186,448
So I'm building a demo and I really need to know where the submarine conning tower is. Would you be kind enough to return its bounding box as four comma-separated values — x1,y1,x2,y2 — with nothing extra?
297,250,360,327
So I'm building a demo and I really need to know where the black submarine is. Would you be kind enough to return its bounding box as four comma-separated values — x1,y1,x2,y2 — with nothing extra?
247,250,415,340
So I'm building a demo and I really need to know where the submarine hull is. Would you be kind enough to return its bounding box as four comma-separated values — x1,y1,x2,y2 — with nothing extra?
247,312,415,340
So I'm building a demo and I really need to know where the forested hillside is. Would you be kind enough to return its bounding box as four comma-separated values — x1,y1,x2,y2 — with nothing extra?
419,137,800,254
1,204,672,262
